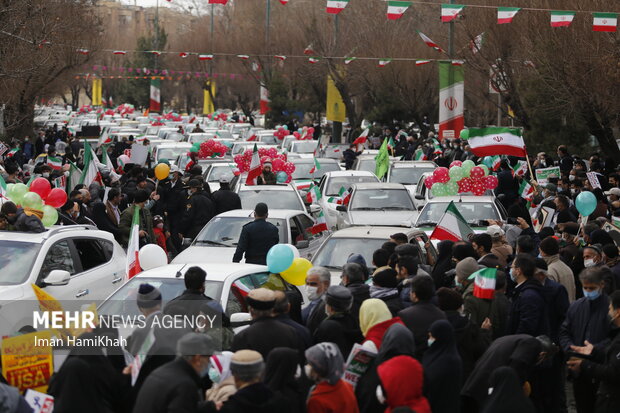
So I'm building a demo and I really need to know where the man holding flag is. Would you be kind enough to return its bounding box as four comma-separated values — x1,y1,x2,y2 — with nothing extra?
118,189,155,251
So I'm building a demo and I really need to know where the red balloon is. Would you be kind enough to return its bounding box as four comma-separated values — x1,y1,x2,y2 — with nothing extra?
30,178,51,199
293,132,301,139
433,167,450,184
45,188,67,208
450,160,462,168
470,166,485,179
485,175,499,190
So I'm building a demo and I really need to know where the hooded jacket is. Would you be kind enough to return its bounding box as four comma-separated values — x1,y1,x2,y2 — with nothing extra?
307,379,359,413
377,355,431,413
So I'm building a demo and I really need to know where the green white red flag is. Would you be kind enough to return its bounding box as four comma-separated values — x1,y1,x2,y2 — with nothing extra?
417,31,444,52
353,128,369,146
592,13,617,32
430,201,474,242
310,211,328,234
414,148,427,160
127,206,141,278
416,60,431,66
387,1,410,20
0,174,6,199
519,180,534,201
491,155,502,171
344,57,357,65
246,144,262,186
326,0,348,14
47,156,62,171
550,11,576,27
80,141,102,186
497,7,520,24
469,267,497,299
512,160,528,176
306,184,322,204
439,61,464,140
462,127,526,157
378,59,392,67
441,4,465,23
309,158,322,174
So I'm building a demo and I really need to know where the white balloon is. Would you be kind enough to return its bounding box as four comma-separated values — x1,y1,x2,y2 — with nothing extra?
138,244,168,271
284,243,300,259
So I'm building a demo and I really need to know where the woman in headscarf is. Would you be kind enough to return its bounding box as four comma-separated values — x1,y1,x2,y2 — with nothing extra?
305,342,359,413
422,320,462,413
359,299,404,353
377,355,431,413
264,348,304,413
431,240,455,289
370,268,403,316
206,351,236,404
481,366,535,413
356,324,415,413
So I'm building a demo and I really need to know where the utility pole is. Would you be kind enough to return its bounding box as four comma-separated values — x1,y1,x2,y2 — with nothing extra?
332,14,342,143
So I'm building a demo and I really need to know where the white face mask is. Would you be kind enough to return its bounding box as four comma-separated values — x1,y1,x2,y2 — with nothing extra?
42,173,50,178
304,364,313,380
584,258,597,268
376,385,386,404
569,175,576,181
305,285,320,301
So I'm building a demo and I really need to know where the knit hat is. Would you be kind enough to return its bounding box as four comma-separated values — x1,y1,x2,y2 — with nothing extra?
372,268,399,289
230,350,264,378
137,283,162,309
246,288,276,310
347,253,367,268
176,332,214,356
325,285,353,312
456,257,480,282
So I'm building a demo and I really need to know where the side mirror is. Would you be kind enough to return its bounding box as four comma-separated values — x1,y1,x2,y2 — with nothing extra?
182,238,193,247
336,205,347,212
296,240,310,249
42,270,70,286
230,312,252,328
417,206,423,211
309,204,321,214
415,194,425,200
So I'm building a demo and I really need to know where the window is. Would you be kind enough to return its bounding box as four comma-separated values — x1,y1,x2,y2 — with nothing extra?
73,239,110,272
296,214,320,241
226,275,253,316
289,218,303,245
39,241,76,280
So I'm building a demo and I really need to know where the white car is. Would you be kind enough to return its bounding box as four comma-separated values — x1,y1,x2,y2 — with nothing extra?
0,225,127,336
202,162,237,193
237,184,311,212
311,226,436,283
335,183,418,229
413,172,496,211
227,123,253,140
316,171,380,230
287,140,319,159
152,143,192,165
172,209,326,264
290,158,341,195
387,161,437,196
231,142,277,156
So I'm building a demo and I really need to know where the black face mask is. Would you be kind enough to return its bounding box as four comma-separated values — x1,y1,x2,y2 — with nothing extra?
6,215,17,225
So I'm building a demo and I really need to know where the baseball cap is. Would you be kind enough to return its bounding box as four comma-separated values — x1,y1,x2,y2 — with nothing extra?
604,188,620,197
486,225,505,238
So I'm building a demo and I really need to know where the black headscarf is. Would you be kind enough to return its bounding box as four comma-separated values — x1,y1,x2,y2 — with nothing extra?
589,229,614,247
481,367,535,413
264,347,300,391
431,240,455,288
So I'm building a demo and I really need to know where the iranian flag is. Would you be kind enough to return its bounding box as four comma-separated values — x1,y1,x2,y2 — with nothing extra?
208,0,228,4
387,1,410,20
101,148,121,183
378,59,392,67
469,267,497,299
179,52,189,58
519,180,534,201
274,55,287,61
237,55,250,60
246,144,262,186
326,0,348,14
327,187,347,203
592,13,617,32
113,50,127,55
306,184,322,204
430,201,474,242
344,57,357,65
0,174,6,199
310,211,328,234
512,160,528,176
441,4,465,23
417,31,444,52
469,32,484,54
150,78,161,112
497,7,520,24
47,156,62,171
198,54,214,60
309,158,322,174
491,155,502,171
550,11,576,27
6,148,18,158
279,0,289,5
416,60,431,66
463,127,526,157
80,141,102,186
353,128,369,146
308,57,320,64
126,206,141,279
439,61,464,140
260,85,270,115
414,148,427,160
66,162,82,192
341,187,352,205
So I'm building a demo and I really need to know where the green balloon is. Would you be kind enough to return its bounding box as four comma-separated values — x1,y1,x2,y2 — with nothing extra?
445,181,459,196
10,183,28,205
462,160,475,175
431,183,447,197
22,192,42,209
42,205,58,227
158,158,170,166
449,166,464,181
460,129,470,140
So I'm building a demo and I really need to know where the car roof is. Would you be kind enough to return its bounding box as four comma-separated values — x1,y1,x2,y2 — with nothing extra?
329,226,426,239
215,209,302,219
352,182,406,190
238,184,294,192
0,225,108,244
391,161,437,168
134,263,268,282
324,171,377,178
155,142,192,148
425,196,497,203
291,158,338,164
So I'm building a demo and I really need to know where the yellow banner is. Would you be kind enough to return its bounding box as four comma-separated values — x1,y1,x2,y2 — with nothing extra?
92,78,102,106
1,330,54,393
203,81,216,115
326,76,346,123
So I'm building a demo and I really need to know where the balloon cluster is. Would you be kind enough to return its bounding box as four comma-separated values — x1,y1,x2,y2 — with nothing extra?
78,105,92,114
115,103,134,116
233,148,296,183
5,178,67,227
292,126,316,140
266,244,312,286
274,126,288,140
163,112,183,122
197,140,230,159
151,119,165,126
424,160,498,197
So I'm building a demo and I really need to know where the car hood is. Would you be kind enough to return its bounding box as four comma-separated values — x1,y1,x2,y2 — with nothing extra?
171,246,238,264
348,210,418,226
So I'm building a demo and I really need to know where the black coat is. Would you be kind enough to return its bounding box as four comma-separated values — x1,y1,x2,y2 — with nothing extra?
210,382,289,413
581,327,620,413
91,200,120,238
444,310,491,382
540,278,569,344
180,190,216,240
507,279,549,337
212,189,242,214
133,357,203,413
346,282,370,322
559,294,610,352
303,299,327,336
313,312,364,359
232,218,279,264
398,300,446,360
274,314,312,349
231,317,302,360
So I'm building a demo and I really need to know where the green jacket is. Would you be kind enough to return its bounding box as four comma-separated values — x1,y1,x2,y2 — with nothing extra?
118,204,155,248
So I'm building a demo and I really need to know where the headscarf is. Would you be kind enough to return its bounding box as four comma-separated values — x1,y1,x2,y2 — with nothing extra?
431,240,454,287
209,351,233,383
305,342,344,386
264,347,300,391
359,298,392,336
423,320,460,369
589,229,614,247
376,323,415,365
481,367,536,413
377,356,431,413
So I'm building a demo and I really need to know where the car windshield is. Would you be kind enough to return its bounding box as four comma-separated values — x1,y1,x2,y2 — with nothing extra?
231,125,250,134
195,217,286,246
290,141,317,153
239,189,302,210
189,134,213,144
206,165,235,182
356,159,376,173
417,202,500,225
98,278,223,317
292,161,340,179
157,147,188,160
313,238,383,271
259,135,277,144
325,176,378,196
0,241,41,285
389,167,435,185
232,144,256,155
350,189,414,211
165,133,184,142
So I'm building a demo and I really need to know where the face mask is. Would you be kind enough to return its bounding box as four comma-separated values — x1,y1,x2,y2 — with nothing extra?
509,268,517,283
583,289,601,301
294,365,302,379
570,189,577,195
199,360,210,378
304,364,313,380
569,175,576,181
42,173,50,178
376,385,386,405
305,285,320,301
427,338,435,348
187,190,192,196
584,259,596,268
156,223,164,229
208,367,221,384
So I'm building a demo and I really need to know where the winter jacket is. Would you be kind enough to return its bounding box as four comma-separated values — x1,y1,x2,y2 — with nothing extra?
231,316,303,360
581,328,620,413
313,312,364,359
345,282,370,322
444,310,491,382
118,204,155,248
540,278,569,344
507,279,550,337
13,208,45,233
213,382,289,413
559,294,610,352
180,190,215,240
212,189,242,214
363,317,404,352
232,218,279,264
398,301,446,360
307,379,359,413
377,356,431,413
543,254,576,302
